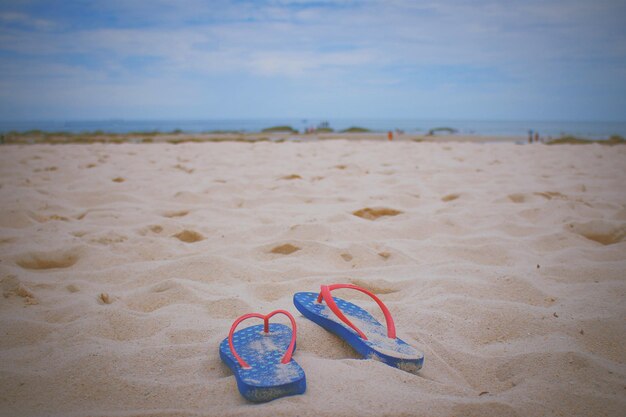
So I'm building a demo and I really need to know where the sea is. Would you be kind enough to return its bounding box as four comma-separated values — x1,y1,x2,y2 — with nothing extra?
1,119,625,139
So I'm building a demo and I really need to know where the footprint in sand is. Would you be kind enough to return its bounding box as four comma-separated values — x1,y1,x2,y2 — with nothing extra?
270,243,301,255
378,251,391,260
34,167,58,173
31,213,70,223
508,193,526,203
508,192,569,203
352,207,402,220
340,253,353,262
173,230,204,243
89,232,127,245
112,177,125,183
162,210,189,218
568,221,626,245
1,275,38,304
16,250,79,270
149,225,163,233
66,284,80,293
534,191,567,200
281,174,302,180
174,164,194,174
441,194,460,202
99,293,112,304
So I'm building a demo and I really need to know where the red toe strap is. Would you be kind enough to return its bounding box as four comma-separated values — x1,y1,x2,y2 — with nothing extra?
317,283,396,340
227,309,297,369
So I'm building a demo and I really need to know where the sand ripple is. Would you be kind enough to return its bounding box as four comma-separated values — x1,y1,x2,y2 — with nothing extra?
0,141,625,416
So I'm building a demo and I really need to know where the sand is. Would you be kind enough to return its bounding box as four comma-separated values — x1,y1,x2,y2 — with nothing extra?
0,140,625,417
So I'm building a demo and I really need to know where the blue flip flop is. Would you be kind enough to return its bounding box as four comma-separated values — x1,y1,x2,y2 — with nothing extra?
219,309,306,402
293,283,424,373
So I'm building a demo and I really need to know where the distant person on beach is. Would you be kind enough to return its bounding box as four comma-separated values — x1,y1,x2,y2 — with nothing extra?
534,132,539,143
528,130,533,144
387,131,393,141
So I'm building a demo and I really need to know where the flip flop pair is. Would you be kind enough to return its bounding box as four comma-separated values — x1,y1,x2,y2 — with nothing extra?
219,283,424,402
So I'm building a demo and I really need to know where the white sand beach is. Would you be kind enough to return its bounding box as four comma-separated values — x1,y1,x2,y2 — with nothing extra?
1,140,625,417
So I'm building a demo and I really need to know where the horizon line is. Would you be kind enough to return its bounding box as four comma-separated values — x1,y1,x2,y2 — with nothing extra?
2,117,626,124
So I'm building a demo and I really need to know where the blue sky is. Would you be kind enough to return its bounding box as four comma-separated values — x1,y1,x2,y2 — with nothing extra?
0,0,625,121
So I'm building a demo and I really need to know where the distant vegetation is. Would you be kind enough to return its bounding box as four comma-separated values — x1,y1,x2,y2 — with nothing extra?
4,128,623,146
203,130,242,134
341,126,371,133
128,130,160,136
167,137,271,144
261,125,298,133
4,129,72,137
427,127,458,135
0,128,242,138
547,135,592,145
304,121,333,133
547,134,625,145
0,130,270,145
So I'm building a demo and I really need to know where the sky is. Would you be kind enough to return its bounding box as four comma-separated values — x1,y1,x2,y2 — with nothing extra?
0,0,625,121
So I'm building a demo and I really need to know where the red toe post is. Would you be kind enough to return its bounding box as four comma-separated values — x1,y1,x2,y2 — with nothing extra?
227,309,297,369
316,283,396,340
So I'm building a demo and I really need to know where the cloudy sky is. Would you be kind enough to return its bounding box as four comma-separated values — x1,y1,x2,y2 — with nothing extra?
0,0,625,121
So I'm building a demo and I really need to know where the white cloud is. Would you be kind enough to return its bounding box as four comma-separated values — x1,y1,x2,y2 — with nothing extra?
0,11,56,30
2,1,625,79
0,0,625,119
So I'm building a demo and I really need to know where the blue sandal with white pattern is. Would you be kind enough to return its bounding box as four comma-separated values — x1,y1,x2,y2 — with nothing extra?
293,283,424,373
219,309,306,402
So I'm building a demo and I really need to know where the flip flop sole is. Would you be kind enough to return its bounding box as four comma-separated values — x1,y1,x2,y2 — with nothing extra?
294,292,423,373
219,323,306,402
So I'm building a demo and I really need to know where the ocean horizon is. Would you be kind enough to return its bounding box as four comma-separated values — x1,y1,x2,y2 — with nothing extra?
1,118,626,139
